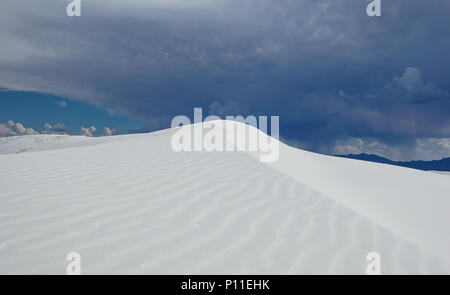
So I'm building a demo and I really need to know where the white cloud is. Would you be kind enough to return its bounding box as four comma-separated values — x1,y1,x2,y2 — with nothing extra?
106,108,118,116
0,120,38,137
333,138,364,155
43,123,68,135
338,90,348,98
332,136,450,161
57,100,67,107
80,126,96,137
413,138,450,161
386,67,442,97
102,127,116,136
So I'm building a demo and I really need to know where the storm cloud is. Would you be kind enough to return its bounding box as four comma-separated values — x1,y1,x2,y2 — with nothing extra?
0,0,449,160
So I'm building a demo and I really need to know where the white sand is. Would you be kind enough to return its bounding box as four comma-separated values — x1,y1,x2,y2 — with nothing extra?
0,121,449,274
431,171,450,176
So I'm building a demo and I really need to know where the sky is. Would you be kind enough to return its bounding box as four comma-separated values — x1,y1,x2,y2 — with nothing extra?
0,0,449,161
0,89,145,136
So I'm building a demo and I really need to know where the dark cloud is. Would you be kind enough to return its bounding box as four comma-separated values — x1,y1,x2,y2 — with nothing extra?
0,0,449,159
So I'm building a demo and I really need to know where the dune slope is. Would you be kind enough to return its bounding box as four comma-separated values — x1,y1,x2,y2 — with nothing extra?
0,122,449,274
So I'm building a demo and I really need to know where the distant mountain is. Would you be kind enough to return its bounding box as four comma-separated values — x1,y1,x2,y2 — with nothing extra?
336,153,450,172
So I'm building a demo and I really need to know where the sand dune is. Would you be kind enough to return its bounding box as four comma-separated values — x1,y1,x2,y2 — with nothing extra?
0,121,449,274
